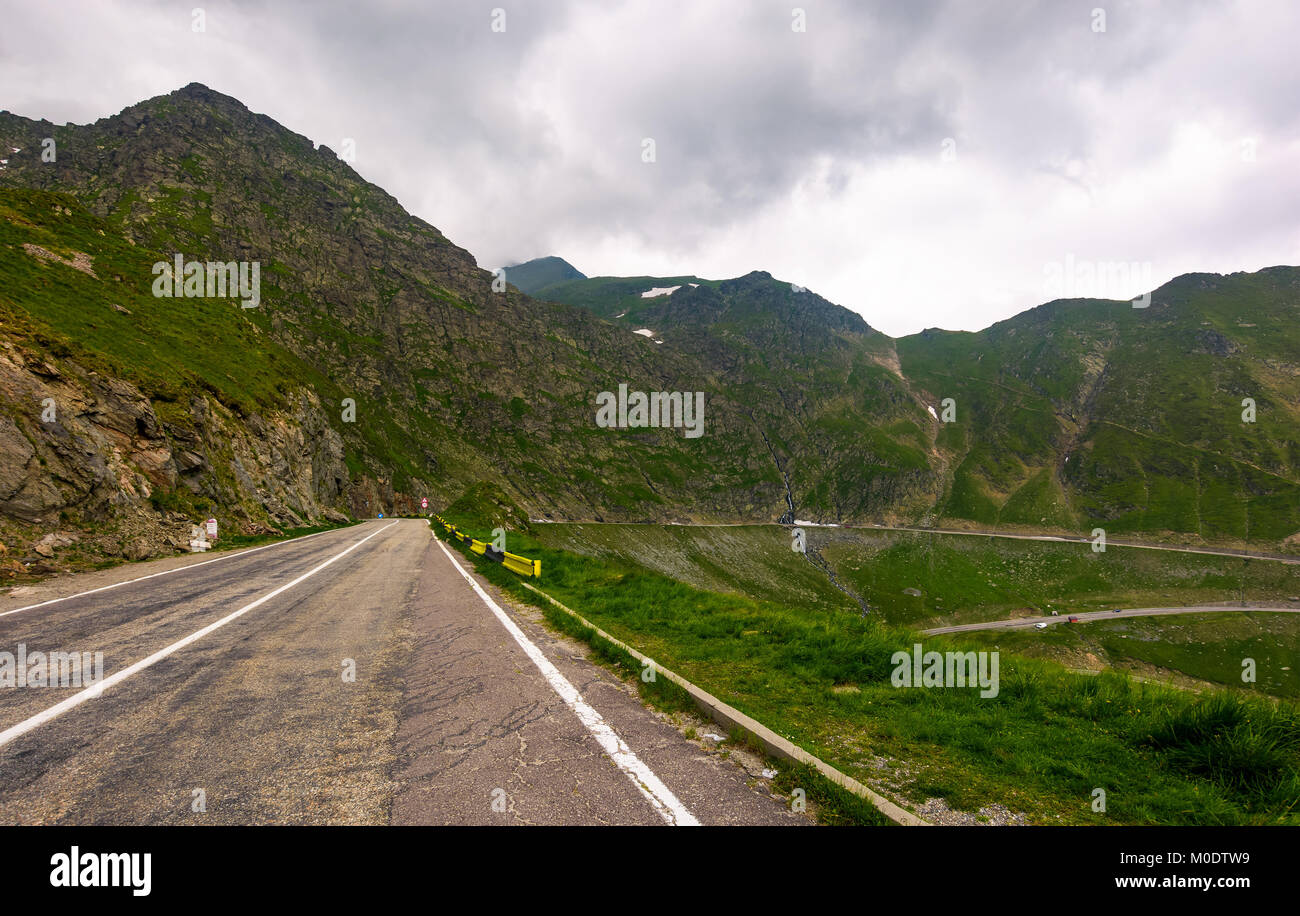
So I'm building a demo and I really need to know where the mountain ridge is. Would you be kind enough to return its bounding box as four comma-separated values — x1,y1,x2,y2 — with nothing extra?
502,255,585,295
0,83,1296,572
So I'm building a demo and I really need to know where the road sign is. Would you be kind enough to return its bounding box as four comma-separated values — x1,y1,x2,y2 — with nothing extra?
421,497,428,509
205,518,218,539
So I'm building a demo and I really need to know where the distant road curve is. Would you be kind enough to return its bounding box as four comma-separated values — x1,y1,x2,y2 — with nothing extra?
855,524,1300,566
923,605,1300,635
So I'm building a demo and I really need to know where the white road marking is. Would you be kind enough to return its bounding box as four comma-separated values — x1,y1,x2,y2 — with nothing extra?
0,522,397,752
0,524,358,620
434,537,699,827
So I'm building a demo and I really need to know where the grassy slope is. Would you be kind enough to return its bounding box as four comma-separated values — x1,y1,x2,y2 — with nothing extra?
897,271,1300,545
5,86,1297,546
535,522,854,612
537,521,1300,628
0,89,804,523
819,529,1300,627
538,272,938,522
0,188,440,504
542,267,1300,547
543,520,1300,699
453,519,1300,825
0,189,309,417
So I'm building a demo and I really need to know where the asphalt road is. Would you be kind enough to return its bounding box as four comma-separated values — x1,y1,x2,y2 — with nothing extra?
923,604,1300,635
0,520,804,826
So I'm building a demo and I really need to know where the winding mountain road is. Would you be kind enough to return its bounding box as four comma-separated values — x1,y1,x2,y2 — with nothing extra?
923,604,1300,635
858,524,1300,565
0,520,802,826
536,519,1300,564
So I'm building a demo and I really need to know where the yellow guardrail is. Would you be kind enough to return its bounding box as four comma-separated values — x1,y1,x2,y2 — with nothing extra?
434,516,541,578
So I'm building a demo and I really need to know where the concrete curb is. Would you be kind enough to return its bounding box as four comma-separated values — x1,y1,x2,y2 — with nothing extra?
520,580,929,826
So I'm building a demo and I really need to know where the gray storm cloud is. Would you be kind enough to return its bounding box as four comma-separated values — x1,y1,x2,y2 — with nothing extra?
1,0,1296,335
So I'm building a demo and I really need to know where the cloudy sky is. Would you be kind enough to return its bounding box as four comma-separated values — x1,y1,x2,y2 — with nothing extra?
2,0,1297,335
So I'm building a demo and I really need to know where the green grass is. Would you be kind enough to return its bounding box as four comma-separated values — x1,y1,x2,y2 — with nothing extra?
442,520,1300,825
540,521,1300,701
821,529,1300,628
535,523,852,612
0,189,306,417
535,522,1300,630
526,585,698,715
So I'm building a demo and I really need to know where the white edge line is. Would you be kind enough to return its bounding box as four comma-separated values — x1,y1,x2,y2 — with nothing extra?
0,521,398,752
1,523,361,620
433,536,699,827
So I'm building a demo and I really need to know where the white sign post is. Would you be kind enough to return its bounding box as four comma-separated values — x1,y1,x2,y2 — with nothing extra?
205,518,218,540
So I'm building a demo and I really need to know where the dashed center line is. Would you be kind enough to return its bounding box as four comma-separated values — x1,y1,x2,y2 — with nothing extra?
0,525,351,620
0,522,397,752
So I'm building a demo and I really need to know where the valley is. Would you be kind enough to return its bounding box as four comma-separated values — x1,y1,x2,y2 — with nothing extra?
531,518,1300,692
0,81,1296,831
1,84,1297,575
